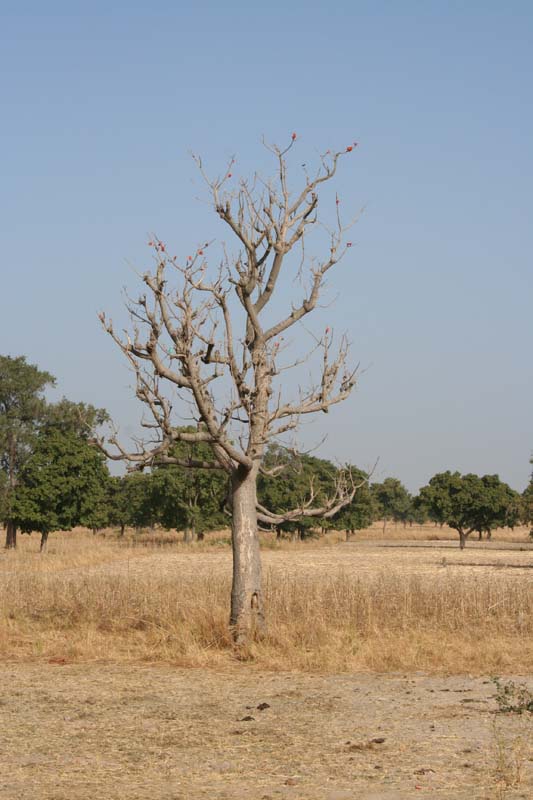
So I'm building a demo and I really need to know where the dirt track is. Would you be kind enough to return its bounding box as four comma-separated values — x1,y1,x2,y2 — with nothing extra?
1,665,532,800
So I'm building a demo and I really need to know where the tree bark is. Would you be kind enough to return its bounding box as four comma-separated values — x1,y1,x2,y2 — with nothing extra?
119,524,125,537
5,520,17,549
230,464,264,645
40,532,49,552
459,530,466,550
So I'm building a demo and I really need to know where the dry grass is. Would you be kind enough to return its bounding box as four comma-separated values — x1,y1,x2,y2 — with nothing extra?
1,526,532,673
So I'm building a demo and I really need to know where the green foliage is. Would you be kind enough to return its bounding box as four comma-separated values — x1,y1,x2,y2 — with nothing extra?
258,446,337,537
329,466,375,533
491,677,533,714
12,428,109,534
371,478,412,527
116,472,158,530
0,355,55,522
419,471,519,547
522,458,533,536
151,429,228,536
105,430,228,537
43,398,109,438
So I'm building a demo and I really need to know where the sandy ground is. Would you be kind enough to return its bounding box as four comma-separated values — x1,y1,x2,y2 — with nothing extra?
1,665,532,800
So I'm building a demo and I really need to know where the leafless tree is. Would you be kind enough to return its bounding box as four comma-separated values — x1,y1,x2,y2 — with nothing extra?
98,136,361,645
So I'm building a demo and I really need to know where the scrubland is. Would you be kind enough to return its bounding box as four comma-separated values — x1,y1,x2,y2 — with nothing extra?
1,523,532,673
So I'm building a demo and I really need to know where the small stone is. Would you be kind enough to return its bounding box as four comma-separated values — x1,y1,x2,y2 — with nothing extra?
257,702,271,711
284,778,297,786
240,715,255,722
371,737,386,744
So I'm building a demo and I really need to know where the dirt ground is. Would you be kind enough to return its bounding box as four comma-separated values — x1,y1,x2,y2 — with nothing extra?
1,665,532,800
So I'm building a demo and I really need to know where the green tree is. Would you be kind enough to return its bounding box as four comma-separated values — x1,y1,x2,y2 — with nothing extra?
0,355,55,548
371,478,412,533
12,427,110,550
419,471,519,549
329,467,375,539
258,447,338,541
107,476,132,536
150,428,228,540
521,458,533,538
474,474,521,541
119,472,158,533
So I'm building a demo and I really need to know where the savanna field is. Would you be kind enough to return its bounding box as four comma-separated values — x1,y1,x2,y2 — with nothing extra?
1,524,532,799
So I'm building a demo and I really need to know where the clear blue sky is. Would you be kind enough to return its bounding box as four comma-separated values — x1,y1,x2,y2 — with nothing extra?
1,1,532,491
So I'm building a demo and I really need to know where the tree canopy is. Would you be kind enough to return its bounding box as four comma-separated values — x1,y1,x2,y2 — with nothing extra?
12,427,109,550
0,355,55,547
371,478,412,532
418,471,519,549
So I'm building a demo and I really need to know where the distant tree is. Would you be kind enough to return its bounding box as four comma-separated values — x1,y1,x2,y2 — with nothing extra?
43,399,110,535
119,472,158,533
329,466,375,539
371,478,411,533
409,494,429,525
43,398,109,438
419,471,519,549
107,476,132,536
151,430,228,540
258,447,337,541
12,428,109,550
0,355,55,548
521,458,533,538
474,474,521,541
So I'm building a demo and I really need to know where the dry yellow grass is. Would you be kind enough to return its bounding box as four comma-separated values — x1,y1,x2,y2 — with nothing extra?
1,525,532,673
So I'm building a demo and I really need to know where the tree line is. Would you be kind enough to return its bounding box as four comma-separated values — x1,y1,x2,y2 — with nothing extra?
1,354,532,552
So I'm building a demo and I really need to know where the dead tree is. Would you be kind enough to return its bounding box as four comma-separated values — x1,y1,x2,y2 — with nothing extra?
97,136,361,645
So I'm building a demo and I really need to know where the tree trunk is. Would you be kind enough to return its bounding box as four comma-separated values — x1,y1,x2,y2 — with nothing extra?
345,528,355,542
478,530,483,541
40,532,49,552
230,464,264,645
197,530,205,541
459,530,466,550
5,520,17,549
382,519,387,534
119,524,125,537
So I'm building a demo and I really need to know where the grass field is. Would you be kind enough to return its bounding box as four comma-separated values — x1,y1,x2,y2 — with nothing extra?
1,523,532,672
1,524,532,799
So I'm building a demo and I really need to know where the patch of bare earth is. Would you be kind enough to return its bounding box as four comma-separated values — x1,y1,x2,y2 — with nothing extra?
1,666,531,800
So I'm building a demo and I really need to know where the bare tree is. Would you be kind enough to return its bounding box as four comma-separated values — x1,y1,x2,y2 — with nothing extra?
98,136,361,644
